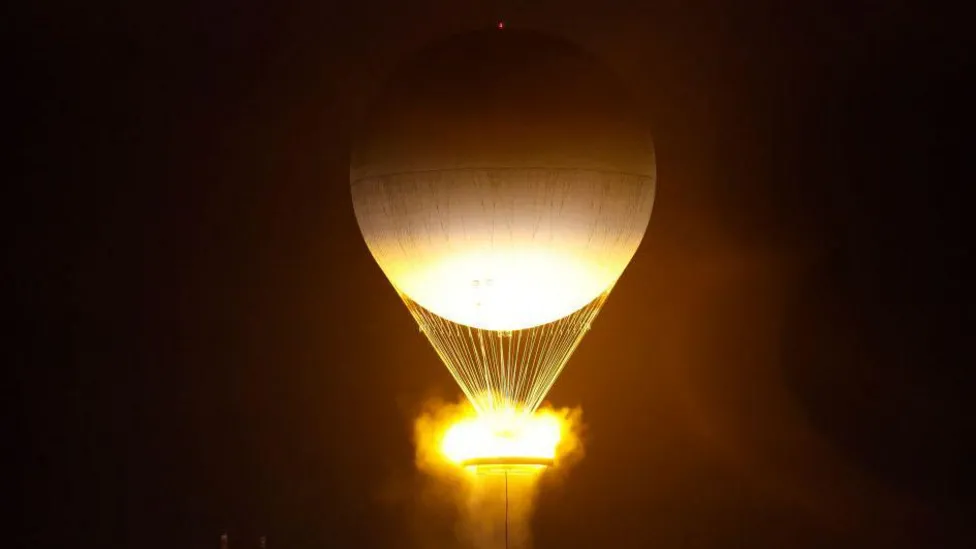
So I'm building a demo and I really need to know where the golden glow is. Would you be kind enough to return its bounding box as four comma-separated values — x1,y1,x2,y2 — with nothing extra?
427,403,579,476
412,399,585,548
390,248,616,331
414,398,584,476
351,170,655,331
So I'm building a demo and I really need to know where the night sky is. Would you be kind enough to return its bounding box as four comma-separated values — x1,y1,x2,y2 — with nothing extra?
11,1,974,548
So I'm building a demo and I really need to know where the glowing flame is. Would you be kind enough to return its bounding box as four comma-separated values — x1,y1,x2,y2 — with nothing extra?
411,399,584,548
414,398,584,479
441,407,565,474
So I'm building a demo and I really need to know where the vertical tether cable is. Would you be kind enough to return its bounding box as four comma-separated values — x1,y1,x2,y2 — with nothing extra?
505,471,509,549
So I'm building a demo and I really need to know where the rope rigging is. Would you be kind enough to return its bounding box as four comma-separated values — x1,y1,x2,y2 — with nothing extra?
402,289,610,416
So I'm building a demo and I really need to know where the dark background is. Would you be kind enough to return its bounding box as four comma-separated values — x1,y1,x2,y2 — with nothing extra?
10,1,973,548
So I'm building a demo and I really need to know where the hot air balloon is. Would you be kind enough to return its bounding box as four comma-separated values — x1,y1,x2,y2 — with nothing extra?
351,29,655,420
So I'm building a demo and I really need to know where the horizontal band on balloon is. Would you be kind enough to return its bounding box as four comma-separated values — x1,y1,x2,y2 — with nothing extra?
350,165,655,185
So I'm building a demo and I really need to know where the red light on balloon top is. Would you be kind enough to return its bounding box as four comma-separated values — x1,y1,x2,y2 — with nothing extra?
497,21,505,30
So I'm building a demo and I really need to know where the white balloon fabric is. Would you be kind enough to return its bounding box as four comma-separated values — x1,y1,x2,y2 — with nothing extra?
352,168,654,330
350,29,657,413
351,29,656,331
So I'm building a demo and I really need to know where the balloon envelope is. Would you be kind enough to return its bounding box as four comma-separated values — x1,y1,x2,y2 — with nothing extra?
351,29,655,331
